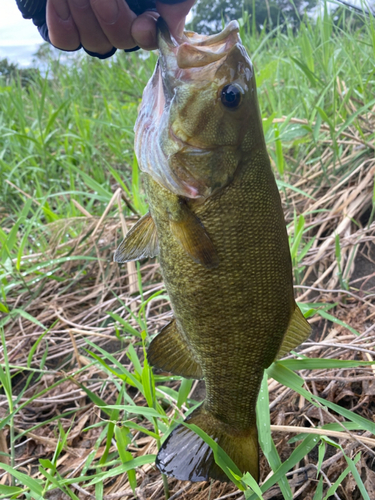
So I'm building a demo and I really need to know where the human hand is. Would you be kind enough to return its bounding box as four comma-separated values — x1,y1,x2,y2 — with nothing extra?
46,0,195,55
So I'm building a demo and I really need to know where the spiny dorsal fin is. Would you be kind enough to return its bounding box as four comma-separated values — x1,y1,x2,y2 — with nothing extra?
169,205,219,269
147,319,203,379
276,305,312,359
156,406,259,483
114,212,158,263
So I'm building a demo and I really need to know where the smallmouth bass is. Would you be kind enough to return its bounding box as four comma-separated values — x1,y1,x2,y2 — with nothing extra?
115,18,311,483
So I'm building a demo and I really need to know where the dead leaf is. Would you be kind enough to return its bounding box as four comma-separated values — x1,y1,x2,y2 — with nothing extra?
0,429,9,465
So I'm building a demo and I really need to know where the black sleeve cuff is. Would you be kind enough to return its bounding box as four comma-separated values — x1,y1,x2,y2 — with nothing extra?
83,46,118,59
158,0,190,3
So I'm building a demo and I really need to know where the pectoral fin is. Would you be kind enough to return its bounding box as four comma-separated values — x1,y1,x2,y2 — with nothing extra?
169,205,219,269
147,319,203,379
276,305,312,359
144,175,218,269
114,212,158,263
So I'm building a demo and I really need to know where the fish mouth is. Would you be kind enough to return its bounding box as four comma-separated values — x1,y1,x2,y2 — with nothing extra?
156,18,242,153
156,17,241,93
157,17,240,69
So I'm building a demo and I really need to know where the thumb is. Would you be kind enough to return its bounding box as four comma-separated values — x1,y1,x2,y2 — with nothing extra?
156,0,195,39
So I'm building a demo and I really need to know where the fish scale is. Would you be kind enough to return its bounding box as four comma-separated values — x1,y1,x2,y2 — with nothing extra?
145,151,293,423
114,18,311,483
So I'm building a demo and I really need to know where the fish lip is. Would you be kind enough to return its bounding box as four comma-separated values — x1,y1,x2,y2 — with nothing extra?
157,18,241,71
191,20,240,47
157,17,179,49
156,17,240,50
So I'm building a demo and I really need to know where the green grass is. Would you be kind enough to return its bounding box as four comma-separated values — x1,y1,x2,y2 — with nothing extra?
1,1,375,499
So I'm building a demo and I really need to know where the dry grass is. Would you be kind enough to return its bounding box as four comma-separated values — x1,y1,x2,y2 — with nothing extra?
1,88,375,500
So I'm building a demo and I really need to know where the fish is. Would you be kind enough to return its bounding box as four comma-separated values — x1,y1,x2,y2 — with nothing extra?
114,18,311,483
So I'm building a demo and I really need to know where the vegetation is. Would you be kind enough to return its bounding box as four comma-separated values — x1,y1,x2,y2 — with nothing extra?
189,0,318,34
0,1,375,499
0,58,37,87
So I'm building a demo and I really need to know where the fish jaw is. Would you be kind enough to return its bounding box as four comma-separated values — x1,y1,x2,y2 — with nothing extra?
134,19,262,200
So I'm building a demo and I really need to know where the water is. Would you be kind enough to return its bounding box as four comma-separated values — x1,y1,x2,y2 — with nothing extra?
1,0,44,68
0,43,43,68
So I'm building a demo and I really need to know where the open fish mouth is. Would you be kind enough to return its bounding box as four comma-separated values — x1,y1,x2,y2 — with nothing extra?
156,17,242,104
157,17,240,71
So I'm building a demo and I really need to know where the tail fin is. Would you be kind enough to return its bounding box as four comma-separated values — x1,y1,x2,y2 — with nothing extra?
156,406,259,483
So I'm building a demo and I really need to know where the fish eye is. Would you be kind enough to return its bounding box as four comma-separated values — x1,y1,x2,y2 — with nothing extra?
220,84,242,108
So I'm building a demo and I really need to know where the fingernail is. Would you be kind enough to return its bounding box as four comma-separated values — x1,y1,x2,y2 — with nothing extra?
171,19,185,39
91,0,119,24
51,0,70,20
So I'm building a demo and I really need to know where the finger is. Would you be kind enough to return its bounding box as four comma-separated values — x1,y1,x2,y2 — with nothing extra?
67,0,113,54
90,0,137,50
47,0,81,51
156,0,196,39
131,11,159,50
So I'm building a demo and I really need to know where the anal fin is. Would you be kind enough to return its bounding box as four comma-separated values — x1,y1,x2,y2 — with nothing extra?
156,406,259,483
277,305,312,359
147,319,203,379
169,204,219,269
114,212,158,263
